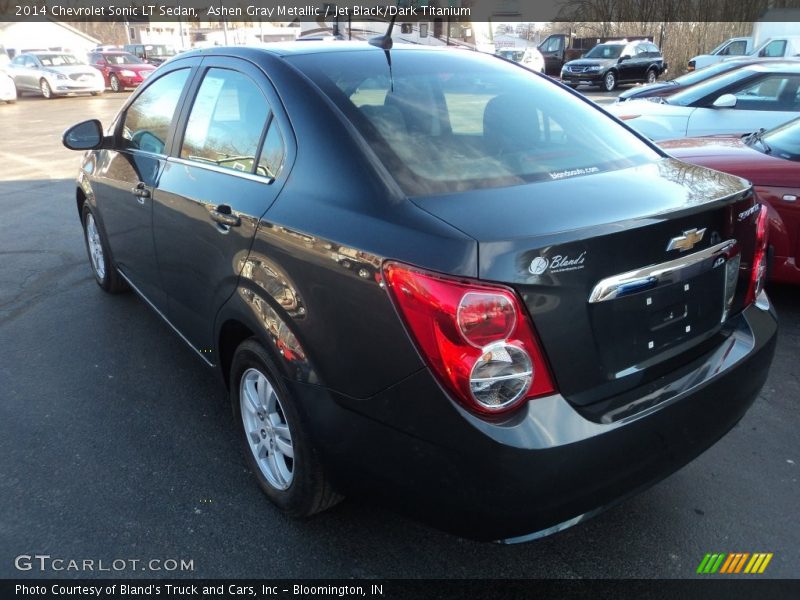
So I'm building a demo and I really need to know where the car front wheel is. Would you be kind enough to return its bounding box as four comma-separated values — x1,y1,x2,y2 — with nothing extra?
231,339,341,518
40,78,53,99
602,71,617,92
110,75,121,92
646,69,658,84
81,205,128,294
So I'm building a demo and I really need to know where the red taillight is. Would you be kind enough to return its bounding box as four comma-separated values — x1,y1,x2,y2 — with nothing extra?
744,205,769,306
457,292,516,347
383,262,555,416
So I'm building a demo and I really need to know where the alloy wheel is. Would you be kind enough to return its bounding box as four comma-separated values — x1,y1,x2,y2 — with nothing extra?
240,368,294,491
40,79,52,99
85,213,106,281
110,75,120,92
647,70,657,84
604,72,616,92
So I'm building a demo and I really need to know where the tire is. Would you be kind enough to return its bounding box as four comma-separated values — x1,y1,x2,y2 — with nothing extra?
110,74,121,93
231,339,341,518
40,78,52,99
90,91,103,96
81,204,128,294
646,68,658,84
602,71,617,92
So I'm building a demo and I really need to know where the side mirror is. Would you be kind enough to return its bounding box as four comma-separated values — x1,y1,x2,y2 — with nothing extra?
619,54,631,63
63,119,104,150
712,93,737,108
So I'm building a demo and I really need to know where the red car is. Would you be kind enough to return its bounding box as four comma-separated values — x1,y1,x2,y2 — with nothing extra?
87,51,155,92
661,119,800,284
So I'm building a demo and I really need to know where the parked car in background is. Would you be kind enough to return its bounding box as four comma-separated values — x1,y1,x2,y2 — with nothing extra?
749,36,800,60
607,62,800,140
7,52,104,98
688,37,754,72
617,57,799,103
0,69,16,103
496,46,545,73
537,33,652,76
123,44,177,65
61,42,776,542
519,46,545,73
661,118,800,285
561,39,666,91
88,51,156,92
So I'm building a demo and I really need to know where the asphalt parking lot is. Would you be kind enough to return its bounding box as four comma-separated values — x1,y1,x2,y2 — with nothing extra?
0,90,798,580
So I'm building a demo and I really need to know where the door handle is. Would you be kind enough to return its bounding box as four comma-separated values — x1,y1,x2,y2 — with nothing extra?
131,182,151,200
210,205,241,227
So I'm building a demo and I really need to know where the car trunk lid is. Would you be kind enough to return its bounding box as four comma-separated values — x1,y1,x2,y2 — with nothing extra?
410,158,759,405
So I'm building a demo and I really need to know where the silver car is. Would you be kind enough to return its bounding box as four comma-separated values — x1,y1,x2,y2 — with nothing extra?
8,52,104,99
0,69,16,103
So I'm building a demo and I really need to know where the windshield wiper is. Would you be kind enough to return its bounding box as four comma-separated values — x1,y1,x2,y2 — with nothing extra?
744,128,772,154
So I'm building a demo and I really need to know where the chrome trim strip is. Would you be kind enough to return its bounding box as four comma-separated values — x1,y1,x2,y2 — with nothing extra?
167,156,274,185
588,240,736,303
117,270,215,367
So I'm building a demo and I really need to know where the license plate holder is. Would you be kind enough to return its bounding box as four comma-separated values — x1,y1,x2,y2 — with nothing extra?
591,266,726,373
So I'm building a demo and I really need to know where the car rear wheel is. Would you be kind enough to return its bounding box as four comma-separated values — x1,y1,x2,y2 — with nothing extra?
646,69,658,84
81,205,128,294
602,71,617,92
110,75,121,92
231,339,341,518
39,78,53,99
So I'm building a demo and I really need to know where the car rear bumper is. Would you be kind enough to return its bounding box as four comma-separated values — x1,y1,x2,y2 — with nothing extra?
289,297,777,541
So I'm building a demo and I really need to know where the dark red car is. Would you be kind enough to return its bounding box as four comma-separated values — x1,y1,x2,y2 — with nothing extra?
662,118,800,285
87,51,156,92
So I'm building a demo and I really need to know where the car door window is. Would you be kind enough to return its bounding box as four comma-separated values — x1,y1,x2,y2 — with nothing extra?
121,69,189,155
733,75,800,110
759,40,787,57
180,68,269,174
542,37,561,53
722,40,747,56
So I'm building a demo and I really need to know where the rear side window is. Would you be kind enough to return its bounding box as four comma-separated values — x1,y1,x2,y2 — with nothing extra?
180,68,269,174
121,68,189,154
257,125,286,180
289,50,659,195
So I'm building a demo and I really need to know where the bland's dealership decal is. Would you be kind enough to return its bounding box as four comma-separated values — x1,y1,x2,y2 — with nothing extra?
529,252,587,275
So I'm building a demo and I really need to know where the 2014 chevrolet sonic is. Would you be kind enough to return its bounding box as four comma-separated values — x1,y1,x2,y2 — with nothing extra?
63,42,777,542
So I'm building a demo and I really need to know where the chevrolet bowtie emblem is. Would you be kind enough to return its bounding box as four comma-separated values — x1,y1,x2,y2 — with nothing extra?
667,228,706,252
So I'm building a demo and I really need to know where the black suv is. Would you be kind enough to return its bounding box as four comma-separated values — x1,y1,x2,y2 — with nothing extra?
561,39,667,91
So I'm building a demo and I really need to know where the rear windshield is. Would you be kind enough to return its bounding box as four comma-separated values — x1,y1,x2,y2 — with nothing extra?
289,49,659,195
673,60,744,86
